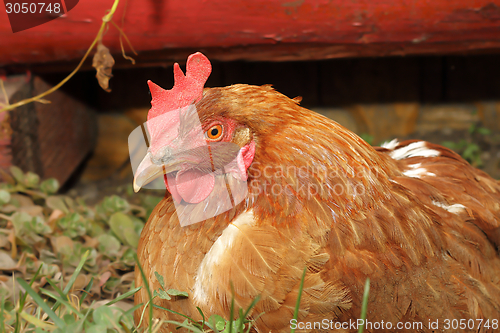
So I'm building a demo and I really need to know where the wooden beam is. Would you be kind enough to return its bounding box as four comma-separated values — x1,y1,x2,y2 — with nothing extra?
1,0,500,66
0,75,97,185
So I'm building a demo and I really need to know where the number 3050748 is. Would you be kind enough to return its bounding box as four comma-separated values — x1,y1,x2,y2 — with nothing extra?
443,319,498,330
5,3,61,14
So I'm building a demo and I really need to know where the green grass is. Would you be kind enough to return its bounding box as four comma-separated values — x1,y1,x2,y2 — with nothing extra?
442,123,491,168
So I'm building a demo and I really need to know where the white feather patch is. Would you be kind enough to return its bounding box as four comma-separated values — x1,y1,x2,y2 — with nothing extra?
389,141,440,160
403,163,436,178
381,138,399,150
193,209,255,305
432,201,466,214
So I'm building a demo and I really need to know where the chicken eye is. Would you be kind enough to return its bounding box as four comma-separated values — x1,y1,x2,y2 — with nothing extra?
206,124,223,141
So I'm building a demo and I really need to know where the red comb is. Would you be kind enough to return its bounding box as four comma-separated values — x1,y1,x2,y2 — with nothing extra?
147,52,212,121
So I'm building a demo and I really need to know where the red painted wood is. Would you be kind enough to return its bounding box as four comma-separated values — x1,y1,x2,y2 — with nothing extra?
1,0,500,65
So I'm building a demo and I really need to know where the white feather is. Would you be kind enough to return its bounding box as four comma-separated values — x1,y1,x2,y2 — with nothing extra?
389,141,440,160
381,138,399,150
403,163,436,178
432,201,466,214
193,209,255,305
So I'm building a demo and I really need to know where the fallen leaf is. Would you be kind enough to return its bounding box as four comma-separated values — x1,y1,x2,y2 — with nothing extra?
1,204,17,213
40,178,60,194
109,212,139,247
9,166,25,184
0,276,22,303
0,169,15,185
19,205,43,216
46,196,69,214
51,235,74,255
83,235,99,248
24,172,40,188
93,43,115,92
11,194,34,207
0,250,17,270
97,234,120,257
0,233,9,249
7,231,16,258
99,271,112,287
0,190,10,205
72,274,90,291
48,209,65,229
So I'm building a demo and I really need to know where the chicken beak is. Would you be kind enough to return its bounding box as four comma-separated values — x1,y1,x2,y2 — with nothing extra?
133,154,165,193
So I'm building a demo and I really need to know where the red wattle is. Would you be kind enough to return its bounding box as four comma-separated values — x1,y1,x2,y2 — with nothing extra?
166,169,215,204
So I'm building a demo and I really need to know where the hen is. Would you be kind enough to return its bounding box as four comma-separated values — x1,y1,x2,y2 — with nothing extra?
133,53,500,332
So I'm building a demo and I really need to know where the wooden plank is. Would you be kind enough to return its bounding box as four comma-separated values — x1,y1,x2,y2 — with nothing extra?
0,75,97,185
1,0,500,66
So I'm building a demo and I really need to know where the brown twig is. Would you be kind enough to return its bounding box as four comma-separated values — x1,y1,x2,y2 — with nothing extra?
111,20,137,64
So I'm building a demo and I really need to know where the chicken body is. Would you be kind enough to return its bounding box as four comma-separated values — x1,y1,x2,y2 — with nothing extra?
134,83,500,332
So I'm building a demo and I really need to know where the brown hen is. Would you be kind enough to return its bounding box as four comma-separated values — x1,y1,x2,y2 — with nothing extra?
133,53,500,332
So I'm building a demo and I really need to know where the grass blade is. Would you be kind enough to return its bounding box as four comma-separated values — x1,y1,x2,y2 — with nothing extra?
19,311,54,330
134,253,153,333
51,250,90,313
290,267,307,333
40,288,84,319
228,282,235,333
63,250,89,294
18,264,43,310
121,302,144,319
79,276,94,306
0,296,5,332
358,278,370,333
237,308,244,333
16,278,65,328
242,295,260,320
45,277,68,301
152,304,198,322
163,320,204,333
106,286,142,306
15,264,43,333
40,288,84,318
196,306,205,327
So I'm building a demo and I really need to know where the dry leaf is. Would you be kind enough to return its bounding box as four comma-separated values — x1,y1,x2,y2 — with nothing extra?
19,205,43,216
0,169,15,185
72,273,90,291
49,209,64,223
11,194,34,207
99,271,112,287
0,250,17,270
1,204,18,213
92,43,115,92
0,276,22,303
83,235,99,248
0,233,9,249
48,209,65,229
8,230,16,258
51,235,74,255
